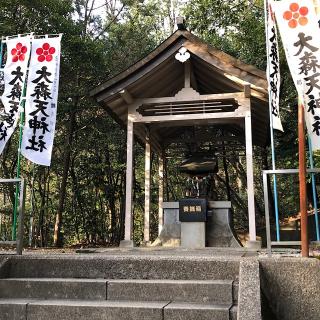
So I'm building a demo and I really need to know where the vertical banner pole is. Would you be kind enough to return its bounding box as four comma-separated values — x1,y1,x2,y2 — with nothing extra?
264,0,281,241
308,136,320,241
312,0,320,242
298,98,309,257
29,164,35,246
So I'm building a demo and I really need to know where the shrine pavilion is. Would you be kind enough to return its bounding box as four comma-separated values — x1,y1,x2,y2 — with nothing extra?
90,21,269,248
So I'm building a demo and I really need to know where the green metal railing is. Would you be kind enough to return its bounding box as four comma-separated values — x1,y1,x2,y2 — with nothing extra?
263,169,320,256
0,178,26,255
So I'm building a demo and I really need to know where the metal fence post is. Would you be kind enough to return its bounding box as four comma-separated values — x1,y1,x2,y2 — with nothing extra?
0,178,25,255
263,172,272,256
16,179,26,255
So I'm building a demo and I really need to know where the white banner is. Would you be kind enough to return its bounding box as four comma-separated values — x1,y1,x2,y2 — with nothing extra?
0,36,31,154
273,0,320,150
21,36,61,166
267,1,283,132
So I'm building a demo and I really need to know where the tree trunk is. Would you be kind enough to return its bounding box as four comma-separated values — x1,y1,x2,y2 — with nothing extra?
53,96,78,247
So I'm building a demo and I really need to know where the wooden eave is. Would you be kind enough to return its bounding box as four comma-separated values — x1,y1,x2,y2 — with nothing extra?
90,29,270,148
90,30,268,100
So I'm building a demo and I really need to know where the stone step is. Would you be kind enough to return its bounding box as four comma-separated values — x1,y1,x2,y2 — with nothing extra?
0,299,29,320
0,278,235,305
0,299,168,320
164,302,232,320
0,278,107,300
0,299,236,320
107,279,233,304
3,256,239,280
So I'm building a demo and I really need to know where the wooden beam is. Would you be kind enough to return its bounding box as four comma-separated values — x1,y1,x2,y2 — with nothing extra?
184,60,191,88
120,89,134,104
190,61,199,91
124,117,134,241
144,134,151,243
164,134,244,145
138,92,246,104
133,111,247,124
244,84,251,98
150,118,242,129
245,115,256,242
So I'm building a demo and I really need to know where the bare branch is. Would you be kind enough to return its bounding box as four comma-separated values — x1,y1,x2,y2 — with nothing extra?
93,3,125,41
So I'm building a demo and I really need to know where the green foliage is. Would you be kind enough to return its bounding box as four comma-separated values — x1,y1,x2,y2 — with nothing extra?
0,0,183,246
183,0,320,225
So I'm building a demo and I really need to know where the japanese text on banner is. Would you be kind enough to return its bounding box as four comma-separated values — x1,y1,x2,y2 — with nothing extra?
267,1,283,132
0,36,31,154
273,0,320,150
21,36,61,166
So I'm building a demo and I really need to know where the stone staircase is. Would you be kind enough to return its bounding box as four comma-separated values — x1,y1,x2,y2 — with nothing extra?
0,255,240,320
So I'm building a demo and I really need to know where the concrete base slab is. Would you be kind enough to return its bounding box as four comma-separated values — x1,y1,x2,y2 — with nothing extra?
158,203,181,246
181,222,205,248
119,240,135,248
164,302,231,320
246,240,262,249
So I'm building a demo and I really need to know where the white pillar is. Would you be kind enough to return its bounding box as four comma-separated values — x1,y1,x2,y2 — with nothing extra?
245,115,257,242
144,136,151,243
158,155,164,235
124,118,134,243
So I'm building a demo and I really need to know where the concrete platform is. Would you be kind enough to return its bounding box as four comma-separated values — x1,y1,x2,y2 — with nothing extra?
1,252,241,280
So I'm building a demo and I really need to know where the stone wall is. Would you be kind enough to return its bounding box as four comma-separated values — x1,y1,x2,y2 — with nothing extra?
259,258,320,320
